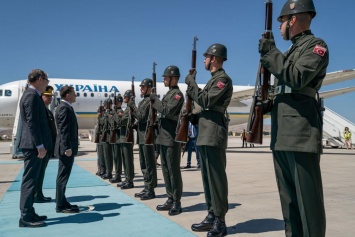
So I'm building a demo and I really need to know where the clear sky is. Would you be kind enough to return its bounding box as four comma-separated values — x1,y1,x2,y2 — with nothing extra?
0,0,354,122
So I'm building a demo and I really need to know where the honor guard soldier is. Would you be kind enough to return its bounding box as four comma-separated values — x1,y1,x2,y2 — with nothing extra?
101,98,114,180
109,94,124,183
150,65,184,215
185,44,233,236
259,0,328,236
117,90,136,189
96,105,106,176
127,78,157,200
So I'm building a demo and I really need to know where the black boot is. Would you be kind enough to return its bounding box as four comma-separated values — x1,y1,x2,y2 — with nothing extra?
207,217,227,237
134,188,148,198
191,212,215,232
140,191,156,200
116,180,128,187
121,181,134,189
109,176,122,183
156,198,173,211
168,201,182,216
102,174,112,180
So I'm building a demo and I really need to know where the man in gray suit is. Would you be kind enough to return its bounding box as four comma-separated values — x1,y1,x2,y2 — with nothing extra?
55,86,79,213
18,69,52,228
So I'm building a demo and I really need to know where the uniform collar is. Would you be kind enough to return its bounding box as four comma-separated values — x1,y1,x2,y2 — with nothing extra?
291,30,312,44
169,86,179,89
211,68,224,76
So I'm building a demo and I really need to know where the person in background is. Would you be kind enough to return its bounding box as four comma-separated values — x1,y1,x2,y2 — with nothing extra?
184,122,200,169
344,127,353,149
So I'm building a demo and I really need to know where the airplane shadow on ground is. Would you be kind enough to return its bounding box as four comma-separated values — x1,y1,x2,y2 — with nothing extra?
183,202,241,213
227,218,284,234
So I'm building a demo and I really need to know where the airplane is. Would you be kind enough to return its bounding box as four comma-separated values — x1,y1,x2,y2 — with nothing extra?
0,69,355,134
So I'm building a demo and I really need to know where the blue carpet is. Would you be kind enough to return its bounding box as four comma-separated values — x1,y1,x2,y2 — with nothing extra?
0,161,195,237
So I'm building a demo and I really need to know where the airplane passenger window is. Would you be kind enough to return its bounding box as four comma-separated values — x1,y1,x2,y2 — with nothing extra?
0,90,2,96
84,93,87,97
111,93,114,97
5,90,11,96
76,92,80,97
91,93,94,97
104,93,108,97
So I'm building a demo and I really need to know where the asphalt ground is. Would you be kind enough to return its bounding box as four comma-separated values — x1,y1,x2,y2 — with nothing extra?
0,137,354,237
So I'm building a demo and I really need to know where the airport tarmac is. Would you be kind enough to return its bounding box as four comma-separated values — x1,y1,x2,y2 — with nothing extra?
0,137,354,237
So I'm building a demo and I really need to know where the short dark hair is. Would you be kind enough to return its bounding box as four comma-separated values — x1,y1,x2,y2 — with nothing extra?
28,69,47,83
60,86,74,99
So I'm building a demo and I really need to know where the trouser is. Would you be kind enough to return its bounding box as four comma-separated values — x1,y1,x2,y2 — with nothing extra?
34,152,51,198
121,143,134,182
138,144,157,191
187,138,200,165
113,144,123,177
97,143,106,174
198,145,228,218
20,149,43,221
56,153,75,208
103,142,113,175
160,144,182,202
272,150,326,237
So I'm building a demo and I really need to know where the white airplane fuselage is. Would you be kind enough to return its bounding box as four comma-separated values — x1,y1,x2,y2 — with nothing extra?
0,79,253,130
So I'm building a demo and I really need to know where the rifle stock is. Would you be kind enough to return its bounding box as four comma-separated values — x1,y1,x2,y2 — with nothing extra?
145,62,157,145
246,0,272,145
175,36,198,143
109,93,117,143
125,76,135,143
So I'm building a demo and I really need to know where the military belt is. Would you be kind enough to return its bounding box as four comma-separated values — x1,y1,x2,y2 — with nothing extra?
161,115,179,121
275,85,316,98
203,105,225,113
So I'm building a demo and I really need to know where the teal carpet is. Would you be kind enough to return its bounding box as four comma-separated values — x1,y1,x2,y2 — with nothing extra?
0,160,195,237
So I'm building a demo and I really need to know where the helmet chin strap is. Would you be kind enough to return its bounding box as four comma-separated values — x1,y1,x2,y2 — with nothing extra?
207,56,214,71
285,15,293,40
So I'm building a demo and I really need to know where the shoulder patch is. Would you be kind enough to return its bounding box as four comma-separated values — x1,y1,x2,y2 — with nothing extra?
313,45,327,57
216,80,226,89
175,94,181,100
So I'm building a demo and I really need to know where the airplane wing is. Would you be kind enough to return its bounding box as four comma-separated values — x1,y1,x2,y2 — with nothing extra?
230,88,255,102
322,69,355,86
320,86,355,99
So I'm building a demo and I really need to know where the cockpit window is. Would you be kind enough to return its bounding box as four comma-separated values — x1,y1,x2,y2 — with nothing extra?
5,90,11,96
0,90,2,96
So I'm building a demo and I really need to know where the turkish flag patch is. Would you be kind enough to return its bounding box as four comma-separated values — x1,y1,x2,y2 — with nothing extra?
217,80,226,89
175,94,181,100
313,45,327,57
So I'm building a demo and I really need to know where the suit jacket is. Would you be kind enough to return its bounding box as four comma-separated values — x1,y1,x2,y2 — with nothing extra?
47,109,57,155
55,101,79,156
18,88,52,150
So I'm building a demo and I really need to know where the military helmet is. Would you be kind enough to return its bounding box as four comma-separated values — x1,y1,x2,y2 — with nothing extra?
203,43,227,61
104,98,112,105
277,0,316,22
140,78,153,87
42,85,54,96
162,65,180,77
97,105,104,113
114,94,123,103
123,90,133,98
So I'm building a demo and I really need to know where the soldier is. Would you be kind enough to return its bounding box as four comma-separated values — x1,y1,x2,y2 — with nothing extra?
95,104,106,177
117,90,135,189
109,94,124,183
127,78,157,200
258,0,328,236
101,99,114,180
150,65,184,215
185,43,233,236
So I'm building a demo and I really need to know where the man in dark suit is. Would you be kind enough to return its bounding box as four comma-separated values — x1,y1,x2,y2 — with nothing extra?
34,86,57,203
55,85,79,213
18,69,52,228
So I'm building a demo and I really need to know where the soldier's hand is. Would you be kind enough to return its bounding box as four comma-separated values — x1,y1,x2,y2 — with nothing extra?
127,100,135,109
259,36,275,57
185,72,196,85
150,93,158,102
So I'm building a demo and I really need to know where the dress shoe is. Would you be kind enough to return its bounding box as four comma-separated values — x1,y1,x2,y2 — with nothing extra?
168,202,182,216
34,196,52,203
140,191,155,200
183,164,191,169
207,217,227,237
19,218,47,228
56,204,79,213
33,213,47,221
120,182,134,189
156,199,173,211
101,174,112,180
197,164,201,169
191,212,215,232
109,176,122,183
117,180,127,187
134,189,148,198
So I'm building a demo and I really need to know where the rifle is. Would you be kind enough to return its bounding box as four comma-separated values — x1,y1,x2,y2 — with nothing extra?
94,101,103,143
246,0,273,144
109,92,117,144
145,62,157,145
101,99,111,143
175,36,198,143
125,76,135,143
